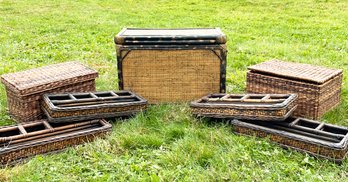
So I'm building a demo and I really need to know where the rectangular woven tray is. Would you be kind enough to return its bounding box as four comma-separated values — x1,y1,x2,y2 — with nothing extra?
41,90,148,123
0,119,112,166
231,118,348,163
190,93,297,121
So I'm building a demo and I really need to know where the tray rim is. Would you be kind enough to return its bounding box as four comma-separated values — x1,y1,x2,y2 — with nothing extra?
0,119,112,154
190,93,298,109
42,90,148,112
230,118,348,149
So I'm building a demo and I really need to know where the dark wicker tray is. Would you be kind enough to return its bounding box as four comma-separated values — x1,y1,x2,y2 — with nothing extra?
231,118,348,163
0,119,111,166
190,93,297,121
41,90,148,123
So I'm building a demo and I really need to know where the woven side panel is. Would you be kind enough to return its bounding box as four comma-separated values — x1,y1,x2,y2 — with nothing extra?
5,80,96,123
246,72,341,119
44,104,147,118
234,125,347,162
317,74,342,117
122,50,221,103
0,130,107,165
191,99,297,121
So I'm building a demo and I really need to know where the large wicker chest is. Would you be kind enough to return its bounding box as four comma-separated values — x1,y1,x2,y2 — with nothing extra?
1,62,98,123
247,60,343,119
115,28,227,103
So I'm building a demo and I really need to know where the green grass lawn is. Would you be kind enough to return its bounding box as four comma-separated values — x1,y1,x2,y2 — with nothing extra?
1,0,348,181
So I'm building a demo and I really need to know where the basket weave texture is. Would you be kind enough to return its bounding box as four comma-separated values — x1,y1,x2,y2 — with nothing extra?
121,49,223,103
116,28,227,103
190,93,298,121
231,118,348,163
41,90,148,123
247,60,342,119
1,62,98,123
0,119,111,166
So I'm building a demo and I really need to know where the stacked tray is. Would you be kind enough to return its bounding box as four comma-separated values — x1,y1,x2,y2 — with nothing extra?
190,93,297,121
42,90,148,123
0,119,111,166
190,92,347,162
231,118,348,163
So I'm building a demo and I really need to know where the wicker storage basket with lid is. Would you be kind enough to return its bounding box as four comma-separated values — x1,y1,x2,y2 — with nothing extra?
115,28,227,103
247,60,342,120
1,61,98,123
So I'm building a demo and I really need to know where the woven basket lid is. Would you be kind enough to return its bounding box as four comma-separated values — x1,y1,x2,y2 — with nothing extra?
115,28,226,45
1,61,98,96
248,60,342,84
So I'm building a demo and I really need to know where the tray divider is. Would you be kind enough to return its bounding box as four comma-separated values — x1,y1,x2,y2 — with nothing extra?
90,93,98,99
43,120,53,131
261,94,271,101
17,125,27,135
290,118,301,126
315,122,325,130
69,94,77,100
110,91,119,97
240,95,250,102
221,94,230,100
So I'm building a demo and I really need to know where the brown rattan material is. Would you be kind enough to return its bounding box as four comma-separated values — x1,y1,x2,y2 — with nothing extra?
190,93,297,121
231,118,348,163
41,90,148,123
247,60,343,119
115,28,227,103
0,119,112,166
1,62,98,123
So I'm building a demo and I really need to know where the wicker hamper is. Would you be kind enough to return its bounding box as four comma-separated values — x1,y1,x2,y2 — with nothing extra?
231,118,348,163
247,60,343,119
41,90,148,123
1,62,98,123
0,119,111,166
190,93,298,121
115,28,227,103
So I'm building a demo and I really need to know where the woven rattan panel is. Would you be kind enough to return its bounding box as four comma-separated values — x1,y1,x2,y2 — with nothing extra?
1,61,98,96
122,49,221,103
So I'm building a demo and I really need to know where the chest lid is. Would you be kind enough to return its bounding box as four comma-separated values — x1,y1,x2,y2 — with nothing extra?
115,28,226,45
248,60,342,84
1,61,98,96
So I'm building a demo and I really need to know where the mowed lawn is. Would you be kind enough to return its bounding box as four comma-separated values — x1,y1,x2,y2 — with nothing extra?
1,0,348,181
